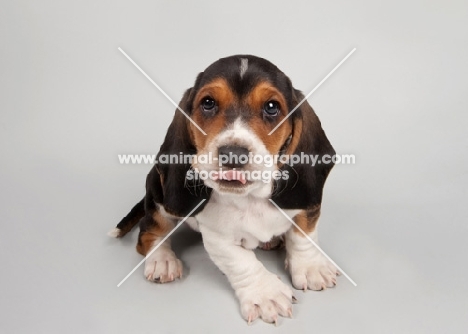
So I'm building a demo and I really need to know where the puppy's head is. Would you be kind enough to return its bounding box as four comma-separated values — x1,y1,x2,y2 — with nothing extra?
187,56,297,197
154,55,335,215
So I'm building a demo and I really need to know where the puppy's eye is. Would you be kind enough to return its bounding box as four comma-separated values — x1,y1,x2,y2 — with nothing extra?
263,101,280,116
201,97,216,112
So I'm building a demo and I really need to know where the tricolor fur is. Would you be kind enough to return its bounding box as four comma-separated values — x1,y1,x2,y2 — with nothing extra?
111,55,338,325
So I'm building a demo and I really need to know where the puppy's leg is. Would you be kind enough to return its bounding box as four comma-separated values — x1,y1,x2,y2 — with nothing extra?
285,206,338,291
137,210,182,283
199,225,294,324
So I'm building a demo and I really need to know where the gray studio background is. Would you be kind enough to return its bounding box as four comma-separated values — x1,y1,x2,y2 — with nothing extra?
1,0,467,333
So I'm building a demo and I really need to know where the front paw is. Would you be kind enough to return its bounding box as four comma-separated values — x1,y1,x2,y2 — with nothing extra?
286,255,338,291
236,273,295,325
144,248,183,283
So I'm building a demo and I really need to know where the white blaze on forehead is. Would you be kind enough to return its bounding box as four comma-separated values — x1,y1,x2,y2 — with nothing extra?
239,58,248,78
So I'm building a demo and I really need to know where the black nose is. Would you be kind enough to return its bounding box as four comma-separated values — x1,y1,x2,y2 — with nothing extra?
218,145,250,168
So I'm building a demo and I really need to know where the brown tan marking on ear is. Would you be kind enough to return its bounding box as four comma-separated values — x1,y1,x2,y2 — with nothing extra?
191,78,235,150
157,169,165,190
284,117,303,156
292,205,321,235
136,210,172,255
245,81,292,154
275,116,303,169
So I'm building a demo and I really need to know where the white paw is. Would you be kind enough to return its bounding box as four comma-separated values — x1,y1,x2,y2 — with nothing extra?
236,272,295,325
144,248,183,283
286,255,338,291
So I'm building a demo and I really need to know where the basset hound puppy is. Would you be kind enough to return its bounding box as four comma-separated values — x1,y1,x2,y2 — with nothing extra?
110,55,338,324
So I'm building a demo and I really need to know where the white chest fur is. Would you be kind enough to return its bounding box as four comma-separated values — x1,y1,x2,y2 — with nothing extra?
196,192,300,249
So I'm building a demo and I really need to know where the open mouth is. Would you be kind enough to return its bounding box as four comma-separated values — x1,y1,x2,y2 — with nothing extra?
217,179,253,187
216,179,254,194
212,169,253,189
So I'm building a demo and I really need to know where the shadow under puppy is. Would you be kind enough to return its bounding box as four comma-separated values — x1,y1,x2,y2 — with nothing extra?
109,55,338,324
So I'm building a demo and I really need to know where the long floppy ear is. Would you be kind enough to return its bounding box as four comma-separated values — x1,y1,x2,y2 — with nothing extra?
271,89,335,209
146,88,212,217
